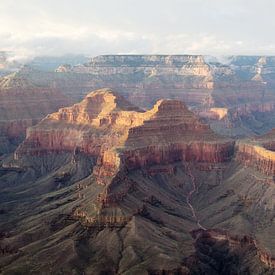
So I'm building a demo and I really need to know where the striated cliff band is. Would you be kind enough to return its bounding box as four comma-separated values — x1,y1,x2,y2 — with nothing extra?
10,54,275,138
14,88,235,170
1,53,275,155
0,71,72,155
0,88,274,274
236,129,275,176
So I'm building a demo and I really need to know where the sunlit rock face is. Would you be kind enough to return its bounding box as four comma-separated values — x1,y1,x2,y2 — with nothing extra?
2,54,274,141
15,89,234,173
53,54,275,137
237,129,275,175
1,88,275,274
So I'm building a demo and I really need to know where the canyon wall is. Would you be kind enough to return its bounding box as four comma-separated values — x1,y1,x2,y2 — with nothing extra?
54,55,275,107
14,90,235,178
236,141,275,176
0,73,72,154
11,87,275,179
122,142,235,170
55,55,275,137
4,54,275,143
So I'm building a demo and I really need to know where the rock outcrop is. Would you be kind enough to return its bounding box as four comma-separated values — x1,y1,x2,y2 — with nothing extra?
188,229,275,272
237,129,275,175
15,89,234,174
53,55,275,138
14,89,237,223
54,55,275,108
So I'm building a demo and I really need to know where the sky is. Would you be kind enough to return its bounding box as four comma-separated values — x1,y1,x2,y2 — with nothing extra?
1,0,275,60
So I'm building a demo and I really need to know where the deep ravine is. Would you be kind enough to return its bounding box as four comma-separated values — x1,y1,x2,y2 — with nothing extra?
186,165,207,230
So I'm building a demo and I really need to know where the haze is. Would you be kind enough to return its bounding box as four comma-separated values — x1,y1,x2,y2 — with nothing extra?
1,0,275,59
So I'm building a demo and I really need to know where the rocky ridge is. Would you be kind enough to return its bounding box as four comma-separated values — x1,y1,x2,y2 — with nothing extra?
15,89,234,172
237,129,275,175
1,88,275,274
2,54,274,143
13,89,235,228
54,54,275,137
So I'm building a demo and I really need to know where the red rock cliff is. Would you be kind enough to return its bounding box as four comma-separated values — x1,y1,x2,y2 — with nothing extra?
15,89,234,181
236,131,275,176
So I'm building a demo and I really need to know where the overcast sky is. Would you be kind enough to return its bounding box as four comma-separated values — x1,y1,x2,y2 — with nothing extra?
1,0,275,59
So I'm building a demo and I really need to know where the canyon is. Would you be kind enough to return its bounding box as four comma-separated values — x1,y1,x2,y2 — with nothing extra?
0,88,274,274
0,55,275,274
2,54,275,157
54,55,275,138
0,53,275,153
13,89,235,176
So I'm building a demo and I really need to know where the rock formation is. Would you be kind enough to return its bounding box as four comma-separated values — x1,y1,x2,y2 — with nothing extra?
1,56,275,274
237,129,275,175
53,54,275,137
4,54,274,138
186,229,275,273
15,89,234,172
0,72,72,154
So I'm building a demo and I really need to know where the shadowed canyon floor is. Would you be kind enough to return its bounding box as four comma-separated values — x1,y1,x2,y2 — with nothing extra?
0,89,274,274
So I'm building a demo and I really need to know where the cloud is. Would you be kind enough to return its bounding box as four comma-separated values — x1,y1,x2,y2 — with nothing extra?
1,0,275,59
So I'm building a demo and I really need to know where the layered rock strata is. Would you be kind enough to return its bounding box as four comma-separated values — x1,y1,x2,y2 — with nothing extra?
2,88,275,273
236,130,275,176
0,72,71,154
15,89,234,175
54,55,275,108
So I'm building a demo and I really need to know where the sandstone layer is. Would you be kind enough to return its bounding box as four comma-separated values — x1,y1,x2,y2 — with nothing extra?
1,88,275,274
237,129,275,175
15,89,234,173
51,54,275,137
5,54,275,139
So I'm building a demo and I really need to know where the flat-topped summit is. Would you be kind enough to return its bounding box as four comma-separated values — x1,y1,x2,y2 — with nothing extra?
237,129,275,175
61,54,213,81
88,54,206,67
